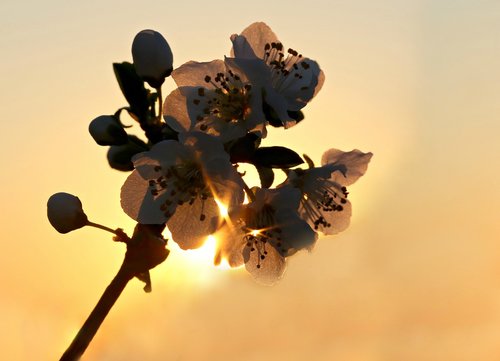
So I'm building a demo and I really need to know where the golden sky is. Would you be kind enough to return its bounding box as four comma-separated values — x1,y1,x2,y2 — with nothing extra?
1,0,499,360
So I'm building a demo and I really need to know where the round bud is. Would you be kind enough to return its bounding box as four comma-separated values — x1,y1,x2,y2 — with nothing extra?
107,135,148,171
132,30,173,88
89,115,128,146
47,193,88,234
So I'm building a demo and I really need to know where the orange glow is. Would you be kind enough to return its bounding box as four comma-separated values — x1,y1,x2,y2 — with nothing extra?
215,198,229,218
4,5,500,361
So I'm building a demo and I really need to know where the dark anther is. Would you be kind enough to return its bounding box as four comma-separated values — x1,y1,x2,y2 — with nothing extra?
204,75,211,83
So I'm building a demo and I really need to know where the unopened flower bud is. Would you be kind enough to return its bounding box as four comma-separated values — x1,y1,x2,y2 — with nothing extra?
89,115,128,146
107,135,148,171
132,29,173,88
47,193,88,234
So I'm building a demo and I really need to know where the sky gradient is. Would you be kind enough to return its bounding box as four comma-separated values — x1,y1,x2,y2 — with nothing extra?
1,0,499,360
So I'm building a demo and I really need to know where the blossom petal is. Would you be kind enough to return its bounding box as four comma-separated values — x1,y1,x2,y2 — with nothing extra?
243,243,286,285
267,186,301,210
213,219,245,267
172,60,225,88
230,22,279,59
167,197,219,249
321,149,373,185
276,210,317,254
120,170,172,224
163,88,194,132
281,59,324,111
303,199,352,236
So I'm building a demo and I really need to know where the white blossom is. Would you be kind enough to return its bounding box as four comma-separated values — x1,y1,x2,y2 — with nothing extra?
215,186,317,284
228,22,325,127
121,132,244,249
164,59,266,142
284,149,372,235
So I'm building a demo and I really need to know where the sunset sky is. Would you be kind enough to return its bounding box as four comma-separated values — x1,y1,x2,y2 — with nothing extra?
1,0,499,360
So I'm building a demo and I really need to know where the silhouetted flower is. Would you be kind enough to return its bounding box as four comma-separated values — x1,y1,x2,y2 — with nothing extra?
121,132,244,249
229,22,324,127
47,193,88,234
132,29,173,88
164,59,266,142
284,149,372,235
215,186,317,284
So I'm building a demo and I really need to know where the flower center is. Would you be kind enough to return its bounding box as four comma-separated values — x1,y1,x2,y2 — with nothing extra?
242,204,287,269
301,180,349,230
148,163,212,221
262,42,311,92
191,70,253,132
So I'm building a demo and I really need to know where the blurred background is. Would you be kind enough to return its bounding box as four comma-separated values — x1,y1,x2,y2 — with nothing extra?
1,0,499,360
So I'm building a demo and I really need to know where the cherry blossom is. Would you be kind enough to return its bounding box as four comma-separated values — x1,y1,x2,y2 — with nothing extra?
164,59,266,142
284,149,372,235
229,22,324,127
215,186,317,284
121,132,244,249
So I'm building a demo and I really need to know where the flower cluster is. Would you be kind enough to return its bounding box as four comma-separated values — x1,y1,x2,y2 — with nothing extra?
49,22,372,285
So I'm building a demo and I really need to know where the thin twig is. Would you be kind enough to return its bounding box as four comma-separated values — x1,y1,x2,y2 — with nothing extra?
60,264,133,361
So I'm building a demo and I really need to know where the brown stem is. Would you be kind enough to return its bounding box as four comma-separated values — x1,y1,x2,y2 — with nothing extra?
59,224,168,360
59,264,134,361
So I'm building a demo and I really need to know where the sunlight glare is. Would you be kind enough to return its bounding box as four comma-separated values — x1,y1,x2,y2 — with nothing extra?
215,198,228,218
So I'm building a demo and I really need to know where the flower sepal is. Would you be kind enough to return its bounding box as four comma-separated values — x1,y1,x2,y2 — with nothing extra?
113,62,150,121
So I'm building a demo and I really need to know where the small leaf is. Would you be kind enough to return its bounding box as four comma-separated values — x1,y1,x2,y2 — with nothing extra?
252,146,304,168
256,166,274,188
113,62,150,120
